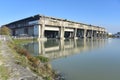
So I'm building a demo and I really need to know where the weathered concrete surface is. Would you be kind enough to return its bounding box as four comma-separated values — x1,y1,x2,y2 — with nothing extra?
0,40,43,80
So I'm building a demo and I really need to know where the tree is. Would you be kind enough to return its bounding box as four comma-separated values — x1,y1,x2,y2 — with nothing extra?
0,26,11,35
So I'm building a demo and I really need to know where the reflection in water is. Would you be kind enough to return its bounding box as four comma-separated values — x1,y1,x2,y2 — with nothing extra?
24,39,120,80
24,39,107,59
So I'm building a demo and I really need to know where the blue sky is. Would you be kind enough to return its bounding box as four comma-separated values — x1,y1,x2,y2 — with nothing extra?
0,0,120,33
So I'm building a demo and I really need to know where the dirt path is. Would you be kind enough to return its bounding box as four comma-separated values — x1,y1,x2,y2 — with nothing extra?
0,40,43,80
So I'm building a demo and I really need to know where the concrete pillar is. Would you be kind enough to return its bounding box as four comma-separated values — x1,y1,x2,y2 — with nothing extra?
38,25,41,38
80,30,84,38
93,31,97,38
99,31,102,38
96,31,99,38
91,30,93,38
83,29,87,38
41,24,45,38
98,31,101,38
69,32,72,38
59,27,65,39
98,31,100,38
87,30,91,38
102,32,104,38
86,31,89,38
38,24,47,41
101,31,103,38
102,31,105,38
74,28,78,39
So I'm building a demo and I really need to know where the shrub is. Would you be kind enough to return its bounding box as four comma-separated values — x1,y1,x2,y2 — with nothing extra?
44,76,52,80
36,56,49,63
0,26,11,35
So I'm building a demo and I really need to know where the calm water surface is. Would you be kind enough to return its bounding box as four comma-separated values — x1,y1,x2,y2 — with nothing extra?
24,39,120,80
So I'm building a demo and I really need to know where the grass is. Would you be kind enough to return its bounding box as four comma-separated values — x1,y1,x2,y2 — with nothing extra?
7,40,54,80
0,52,9,80
15,55,28,68
36,56,49,63
0,65,9,80
44,76,52,80
13,38,37,45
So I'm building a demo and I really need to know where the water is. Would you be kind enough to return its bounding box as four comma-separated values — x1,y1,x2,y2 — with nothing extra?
24,39,120,80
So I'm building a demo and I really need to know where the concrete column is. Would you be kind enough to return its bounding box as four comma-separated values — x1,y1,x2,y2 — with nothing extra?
81,30,83,38
96,31,99,38
83,29,87,38
98,31,101,38
69,32,72,38
101,31,104,38
91,30,93,38
86,31,89,38
99,31,102,38
59,27,65,39
74,28,78,39
93,31,97,38
41,24,45,38
38,25,41,38
101,31,103,38
38,24,47,41
102,32,104,38
87,30,91,38
97,31,100,38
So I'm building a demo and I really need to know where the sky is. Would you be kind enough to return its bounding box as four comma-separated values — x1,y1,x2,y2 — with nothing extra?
0,0,120,33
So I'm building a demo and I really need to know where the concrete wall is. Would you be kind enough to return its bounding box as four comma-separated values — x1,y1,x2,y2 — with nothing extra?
15,28,24,36
34,25,39,37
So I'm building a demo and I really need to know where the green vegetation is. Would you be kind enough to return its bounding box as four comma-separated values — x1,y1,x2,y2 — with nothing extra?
15,55,28,68
13,39,37,45
36,56,49,63
44,76,51,80
0,51,9,80
0,65,9,80
7,40,55,80
0,26,11,35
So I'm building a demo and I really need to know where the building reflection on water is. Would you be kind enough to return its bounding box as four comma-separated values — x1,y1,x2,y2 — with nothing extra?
24,39,107,59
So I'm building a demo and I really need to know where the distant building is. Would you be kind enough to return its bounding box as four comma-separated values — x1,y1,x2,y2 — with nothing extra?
114,32,120,38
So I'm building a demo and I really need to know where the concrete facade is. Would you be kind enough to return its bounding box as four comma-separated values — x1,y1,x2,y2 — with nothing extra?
5,14,107,40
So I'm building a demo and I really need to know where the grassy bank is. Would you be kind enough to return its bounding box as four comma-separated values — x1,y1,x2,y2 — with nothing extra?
13,38,37,45
0,41,9,80
0,64,9,80
8,39,55,80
